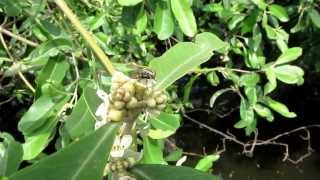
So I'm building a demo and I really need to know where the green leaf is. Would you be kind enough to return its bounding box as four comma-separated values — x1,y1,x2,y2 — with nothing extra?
148,112,180,139
308,8,320,28
0,133,23,176
195,32,229,53
141,138,167,165
134,7,148,34
253,104,274,122
268,4,289,22
206,71,220,86
171,0,197,37
10,123,119,180
183,74,200,103
0,0,22,16
154,0,174,40
165,148,183,162
228,15,246,30
63,88,100,140
251,0,267,10
23,38,73,67
150,42,212,90
264,67,277,95
245,87,257,105
22,96,69,160
262,97,296,118
37,58,70,87
131,164,220,180
239,73,260,87
274,65,304,85
274,47,302,65
195,154,220,172
235,99,254,129
118,0,143,6
18,96,55,136
264,25,277,40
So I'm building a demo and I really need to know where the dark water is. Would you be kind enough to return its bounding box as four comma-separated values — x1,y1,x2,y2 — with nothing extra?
175,71,320,180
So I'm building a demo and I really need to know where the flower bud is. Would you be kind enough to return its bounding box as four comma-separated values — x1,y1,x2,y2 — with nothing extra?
146,99,156,108
122,92,132,102
156,104,166,110
126,97,138,109
113,101,125,109
108,109,124,122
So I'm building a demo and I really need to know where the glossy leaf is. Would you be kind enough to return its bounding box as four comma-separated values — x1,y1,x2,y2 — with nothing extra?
264,67,277,95
171,0,197,37
195,154,220,172
274,65,304,85
239,73,260,87
10,123,119,180
268,4,289,22
235,99,254,129
254,104,274,122
130,164,220,180
195,32,229,53
274,47,302,65
37,58,70,88
154,0,174,40
18,96,55,136
141,137,167,165
150,42,212,90
63,88,100,140
148,112,180,139
22,96,69,160
262,97,296,118
0,133,23,176
118,0,143,6
206,71,220,86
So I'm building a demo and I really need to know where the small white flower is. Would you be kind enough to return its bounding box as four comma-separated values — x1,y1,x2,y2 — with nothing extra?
176,155,187,166
95,89,110,129
111,134,133,158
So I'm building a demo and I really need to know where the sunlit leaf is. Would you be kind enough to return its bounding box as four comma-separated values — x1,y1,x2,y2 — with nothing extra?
195,32,229,53
195,154,220,172
274,65,304,85
268,4,289,22
154,0,174,40
262,97,296,118
171,0,197,37
141,137,167,165
274,47,302,65
150,42,212,90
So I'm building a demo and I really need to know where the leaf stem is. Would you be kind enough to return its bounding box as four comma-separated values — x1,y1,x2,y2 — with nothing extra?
54,0,116,75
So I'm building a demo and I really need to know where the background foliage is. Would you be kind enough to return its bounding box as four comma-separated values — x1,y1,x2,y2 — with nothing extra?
1,0,320,179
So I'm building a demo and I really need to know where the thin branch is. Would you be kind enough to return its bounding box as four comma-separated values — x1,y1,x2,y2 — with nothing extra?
54,0,116,75
0,26,39,47
182,109,320,164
